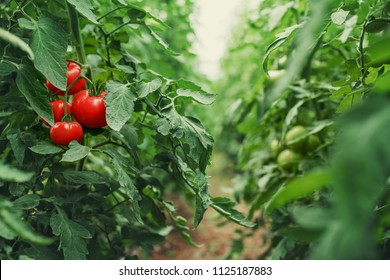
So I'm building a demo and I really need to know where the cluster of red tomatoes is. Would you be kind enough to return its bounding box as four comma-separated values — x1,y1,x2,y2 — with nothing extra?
42,61,107,146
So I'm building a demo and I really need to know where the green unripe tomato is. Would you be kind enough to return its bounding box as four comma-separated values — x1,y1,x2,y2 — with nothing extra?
277,149,301,170
305,134,321,153
285,125,307,151
270,139,280,153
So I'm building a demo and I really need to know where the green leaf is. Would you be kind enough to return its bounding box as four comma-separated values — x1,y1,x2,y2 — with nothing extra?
194,171,211,228
268,0,338,105
265,169,332,214
0,62,17,77
336,90,362,113
157,106,213,172
106,81,137,131
330,85,352,100
331,9,349,25
6,130,25,165
63,171,108,185
262,23,303,75
211,197,255,228
50,207,92,260
67,0,98,24
61,141,91,162
0,162,34,183
30,141,63,155
108,149,142,224
137,78,162,98
312,96,390,259
0,196,52,245
170,215,200,248
176,89,216,105
365,19,390,33
31,17,67,91
13,194,40,210
16,61,54,126
0,27,34,59
292,206,330,230
143,24,179,56
18,18,35,30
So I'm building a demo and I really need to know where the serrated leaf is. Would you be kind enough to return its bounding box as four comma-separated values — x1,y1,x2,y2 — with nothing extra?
6,130,25,165
61,141,91,162
13,194,40,210
106,81,137,131
265,169,331,214
331,9,349,25
16,61,54,126
30,141,63,154
67,0,98,24
210,197,255,228
143,24,179,56
158,106,213,172
137,78,162,98
63,171,108,185
50,207,91,259
0,162,34,183
193,171,211,228
107,149,142,224
176,89,216,105
0,196,52,245
31,17,67,91
170,215,200,247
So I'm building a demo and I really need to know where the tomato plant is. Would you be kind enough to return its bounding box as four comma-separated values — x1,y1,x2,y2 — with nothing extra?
212,0,390,259
50,122,83,146
0,0,252,260
72,90,107,128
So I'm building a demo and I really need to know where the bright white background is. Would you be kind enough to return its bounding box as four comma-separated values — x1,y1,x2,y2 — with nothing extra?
192,0,252,79
1,260,387,280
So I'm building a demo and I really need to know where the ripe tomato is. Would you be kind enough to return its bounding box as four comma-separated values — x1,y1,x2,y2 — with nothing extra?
45,61,86,95
40,100,72,126
72,90,107,128
50,122,83,146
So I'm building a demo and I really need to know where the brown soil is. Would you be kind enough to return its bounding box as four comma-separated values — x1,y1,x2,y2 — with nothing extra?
149,152,268,260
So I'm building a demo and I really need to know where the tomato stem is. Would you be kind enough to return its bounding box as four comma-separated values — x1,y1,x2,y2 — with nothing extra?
67,2,93,82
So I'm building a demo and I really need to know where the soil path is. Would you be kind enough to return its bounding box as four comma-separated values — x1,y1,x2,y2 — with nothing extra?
150,152,266,260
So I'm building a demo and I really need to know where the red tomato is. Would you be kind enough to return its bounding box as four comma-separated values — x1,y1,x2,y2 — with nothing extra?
72,90,107,128
45,61,86,95
40,100,72,126
50,122,83,146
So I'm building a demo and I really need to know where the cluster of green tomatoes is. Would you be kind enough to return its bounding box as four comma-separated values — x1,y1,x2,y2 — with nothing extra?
271,125,321,171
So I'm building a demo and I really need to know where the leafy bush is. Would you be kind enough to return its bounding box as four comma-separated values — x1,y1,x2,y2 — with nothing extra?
214,0,390,259
0,0,251,260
